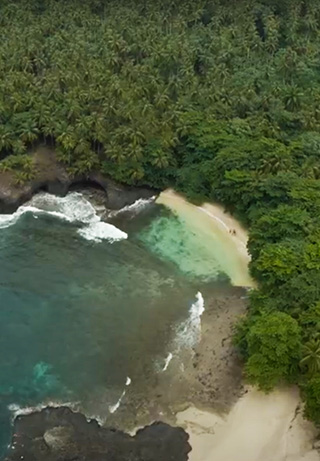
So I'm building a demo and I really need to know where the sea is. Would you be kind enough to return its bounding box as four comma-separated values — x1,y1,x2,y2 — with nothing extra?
0,191,234,456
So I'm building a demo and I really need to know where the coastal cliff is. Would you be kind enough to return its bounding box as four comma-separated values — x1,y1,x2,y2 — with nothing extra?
0,148,155,213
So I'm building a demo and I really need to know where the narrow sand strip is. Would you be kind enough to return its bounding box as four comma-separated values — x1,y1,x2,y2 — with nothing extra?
176,387,319,461
156,189,254,287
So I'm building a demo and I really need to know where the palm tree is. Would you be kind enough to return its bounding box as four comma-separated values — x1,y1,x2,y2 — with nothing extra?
0,125,14,152
300,339,320,376
259,153,290,174
283,85,303,112
18,116,40,145
151,149,169,168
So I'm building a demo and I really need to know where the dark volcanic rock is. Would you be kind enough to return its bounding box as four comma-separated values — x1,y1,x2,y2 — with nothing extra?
5,406,191,461
0,147,156,213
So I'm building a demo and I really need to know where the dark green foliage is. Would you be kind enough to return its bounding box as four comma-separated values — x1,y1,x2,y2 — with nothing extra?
299,304,320,341
248,206,313,259
300,339,320,376
302,376,320,425
245,312,301,390
1,0,320,424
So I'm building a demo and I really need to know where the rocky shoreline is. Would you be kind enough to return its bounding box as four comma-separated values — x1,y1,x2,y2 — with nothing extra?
3,287,248,461
117,287,248,428
0,147,156,213
61,286,248,441
4,406,191,461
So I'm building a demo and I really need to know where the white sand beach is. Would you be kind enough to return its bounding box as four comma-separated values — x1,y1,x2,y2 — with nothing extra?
156,189,254,287
176,388,319,461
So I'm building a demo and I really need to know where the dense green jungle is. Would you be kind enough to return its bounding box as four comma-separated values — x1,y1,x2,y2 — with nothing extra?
1,0,320,425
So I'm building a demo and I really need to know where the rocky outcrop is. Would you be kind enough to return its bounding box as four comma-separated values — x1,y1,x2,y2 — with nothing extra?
0,148,156,213
5,406,191,461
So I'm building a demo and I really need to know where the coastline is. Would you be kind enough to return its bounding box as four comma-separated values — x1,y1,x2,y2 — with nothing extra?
0,147,156,214
156,189,254,288
157,189,319,461
4,188,319,460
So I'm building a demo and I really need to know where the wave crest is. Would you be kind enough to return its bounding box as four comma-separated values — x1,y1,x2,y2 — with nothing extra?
0,192,127,243
176,292,205,348
78,221,127,243
109,196,156,219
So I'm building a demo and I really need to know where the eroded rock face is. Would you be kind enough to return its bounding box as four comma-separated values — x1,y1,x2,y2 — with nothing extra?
0,148,156,213
5,406,191,461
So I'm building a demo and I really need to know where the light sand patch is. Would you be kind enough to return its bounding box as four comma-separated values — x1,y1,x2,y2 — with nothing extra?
156,189,254,287
176,387,319,461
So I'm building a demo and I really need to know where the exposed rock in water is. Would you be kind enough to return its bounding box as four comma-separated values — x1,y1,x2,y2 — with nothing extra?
0,147,156,213
5,406,191,461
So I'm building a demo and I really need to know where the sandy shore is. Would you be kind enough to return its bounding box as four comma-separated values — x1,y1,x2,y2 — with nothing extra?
176,388,319,461
157,190,319,461
157,189,254,287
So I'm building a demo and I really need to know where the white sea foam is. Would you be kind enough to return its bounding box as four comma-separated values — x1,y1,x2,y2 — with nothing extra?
176,292,205,348
191,291,205,318
0,192,127,244
85,414,105,426
108,377,131,414
199,207,229,232
154,294,204,375
77,221,127,243
199,206,247,251
162,352,173,372
0,205,68,229
109,393,124,414
8,400,79,420
29,192,99,223
109,196,156,219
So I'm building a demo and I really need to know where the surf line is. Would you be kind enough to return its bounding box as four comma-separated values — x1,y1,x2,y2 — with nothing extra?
109,377,131,414
199,206,248,251
162,352,173,372
0,191,128,244
108,196,156,219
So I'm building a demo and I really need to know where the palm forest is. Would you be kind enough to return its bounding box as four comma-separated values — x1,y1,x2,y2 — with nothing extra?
1,0,320,425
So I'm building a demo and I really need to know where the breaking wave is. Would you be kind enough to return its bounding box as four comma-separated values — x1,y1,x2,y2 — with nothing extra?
0,192,127,243
109,196,156,219
78,221,127,243
176,292,205,349
156,293,204,374
8,400,79,421
162,352,173,372
108,377,132,414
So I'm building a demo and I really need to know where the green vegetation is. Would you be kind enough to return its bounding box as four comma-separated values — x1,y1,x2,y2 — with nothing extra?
0,155,35,184
245,312,301,391
1,0,320,424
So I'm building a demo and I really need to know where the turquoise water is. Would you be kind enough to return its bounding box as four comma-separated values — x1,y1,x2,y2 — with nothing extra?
138,211,230,283
0,193,231,455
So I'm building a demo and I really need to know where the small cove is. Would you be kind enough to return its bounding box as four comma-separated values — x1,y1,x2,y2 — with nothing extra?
0,190,249,456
